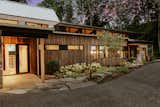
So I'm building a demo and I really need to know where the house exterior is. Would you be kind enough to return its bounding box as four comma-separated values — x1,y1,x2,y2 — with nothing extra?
0,1,59,88
0,1,152,88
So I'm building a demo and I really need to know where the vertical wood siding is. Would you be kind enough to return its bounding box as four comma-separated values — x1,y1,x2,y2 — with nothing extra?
44,34,123,67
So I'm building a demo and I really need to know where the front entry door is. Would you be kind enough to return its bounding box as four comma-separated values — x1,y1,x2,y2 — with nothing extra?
18,45,29,73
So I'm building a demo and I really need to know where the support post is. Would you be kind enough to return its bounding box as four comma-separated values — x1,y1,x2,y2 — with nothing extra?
37,38,40,76
0,31,2,88
40,38,45,82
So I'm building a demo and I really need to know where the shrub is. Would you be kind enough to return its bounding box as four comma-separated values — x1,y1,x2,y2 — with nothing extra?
106,66,129,74
106,67,117,72
116,66,129,74
59,62,102,78
46,60,60,75
128,57,136,63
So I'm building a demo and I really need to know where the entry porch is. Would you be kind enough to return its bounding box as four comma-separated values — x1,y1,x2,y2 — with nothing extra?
0,24,52,88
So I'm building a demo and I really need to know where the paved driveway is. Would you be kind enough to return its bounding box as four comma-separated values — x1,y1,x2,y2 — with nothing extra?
0,62,160,107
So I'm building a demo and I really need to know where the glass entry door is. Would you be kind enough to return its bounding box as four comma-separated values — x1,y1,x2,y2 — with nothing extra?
18,45,29,73
4,44,29,75
4,44,17,75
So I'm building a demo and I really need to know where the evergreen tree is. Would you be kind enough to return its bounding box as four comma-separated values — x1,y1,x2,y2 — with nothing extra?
64,0,73,23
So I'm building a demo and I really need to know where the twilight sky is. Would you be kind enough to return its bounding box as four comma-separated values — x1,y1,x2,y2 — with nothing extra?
26,0,43,6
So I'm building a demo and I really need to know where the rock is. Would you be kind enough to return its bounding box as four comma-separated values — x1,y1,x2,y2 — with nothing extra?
68,81,96,90
59,86,69,91
76,76,88,82
60,78,76,83
7,89,31,94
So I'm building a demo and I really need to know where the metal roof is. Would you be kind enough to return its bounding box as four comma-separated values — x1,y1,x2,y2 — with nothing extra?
0,0,59,22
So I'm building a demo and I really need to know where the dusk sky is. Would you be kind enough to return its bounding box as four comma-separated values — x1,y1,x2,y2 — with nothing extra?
26,0,43,6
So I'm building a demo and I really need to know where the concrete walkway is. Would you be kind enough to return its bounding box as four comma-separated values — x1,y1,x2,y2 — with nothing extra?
3,74,41,89
0,62,160,107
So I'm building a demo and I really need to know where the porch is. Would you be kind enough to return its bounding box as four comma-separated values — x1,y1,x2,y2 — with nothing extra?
0,24,53,88
3,74,41,89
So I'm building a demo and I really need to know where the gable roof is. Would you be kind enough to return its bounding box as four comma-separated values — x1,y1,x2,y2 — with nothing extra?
0,0,59,22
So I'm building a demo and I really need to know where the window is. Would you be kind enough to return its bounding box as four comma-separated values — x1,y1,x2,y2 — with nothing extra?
105,47,109,58
26,22,48,28
59,45,68,50
68,45,84,50
0,19,18,25
45,45,59,50
80,45,84,50
68,45,79,50
99,46,105,58
91,46,97,59
91,45,106,59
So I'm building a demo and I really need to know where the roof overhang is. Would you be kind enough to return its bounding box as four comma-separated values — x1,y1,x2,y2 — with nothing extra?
128,39,152,44
0,24,53,38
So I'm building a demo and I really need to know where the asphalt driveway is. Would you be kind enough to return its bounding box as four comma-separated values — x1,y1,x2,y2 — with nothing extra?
0,62,160,107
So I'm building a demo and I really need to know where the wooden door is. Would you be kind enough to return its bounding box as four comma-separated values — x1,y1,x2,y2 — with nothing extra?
19,45,29,73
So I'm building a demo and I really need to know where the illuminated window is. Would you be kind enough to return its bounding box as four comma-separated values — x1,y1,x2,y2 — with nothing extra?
68,45,79,50
68,45,84,50
91,46,97,59
105,47,109,58
80,45,84,50
26,22,48,28
0,19,18,25
99,46,105,58
45,45,59,50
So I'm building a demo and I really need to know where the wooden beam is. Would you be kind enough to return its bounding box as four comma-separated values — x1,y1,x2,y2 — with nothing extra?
40,38,45,82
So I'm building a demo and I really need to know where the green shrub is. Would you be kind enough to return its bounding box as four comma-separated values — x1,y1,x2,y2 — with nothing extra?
116,66,129,74
106,67,117,72
106,66,129,74
128,57,136,63
46,60,60,75
59,62,102,77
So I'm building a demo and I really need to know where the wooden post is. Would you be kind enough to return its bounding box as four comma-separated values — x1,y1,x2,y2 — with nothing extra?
0,31,2,88
40,38,45,82
37,38,40,76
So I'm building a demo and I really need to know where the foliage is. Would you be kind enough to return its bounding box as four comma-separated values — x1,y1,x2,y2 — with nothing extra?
76,0,103,26
96,67,107,73
100,31,126,57
106,66,129,74
40,0,73,22
116,66,129,74
59,63,102,78
46,60,60,75
128,57,136,63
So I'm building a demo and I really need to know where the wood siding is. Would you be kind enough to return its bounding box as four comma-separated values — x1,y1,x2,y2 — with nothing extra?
44,34,123,67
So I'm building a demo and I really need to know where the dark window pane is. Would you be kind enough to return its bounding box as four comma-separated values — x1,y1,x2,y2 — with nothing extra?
59,45,68,50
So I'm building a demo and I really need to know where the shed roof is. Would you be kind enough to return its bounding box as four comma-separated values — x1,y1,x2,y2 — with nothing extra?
0,0,59,22
57,22,145,35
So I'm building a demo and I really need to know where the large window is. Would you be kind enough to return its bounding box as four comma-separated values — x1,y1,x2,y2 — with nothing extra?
68,45,84,50
91,45,106,59
98,46,105,58
91,46,97,59
0,19,18,25
26,22,48,28
45,45,59,50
